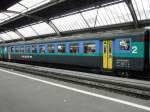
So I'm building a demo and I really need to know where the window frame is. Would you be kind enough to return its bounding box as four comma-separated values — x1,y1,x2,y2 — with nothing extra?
15,46,20,53
25,45,31,53
83,42,97,54
57,43,66,53
39,44,46,54
47,43,55,53
69,42,79,54
31,45,38,53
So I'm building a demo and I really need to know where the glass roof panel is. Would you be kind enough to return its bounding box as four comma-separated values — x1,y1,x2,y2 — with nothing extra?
0,0,51,24
0,33,12,40
81,9,98,27
96,2,132,27
132,0,150,20
31,22,55,35
20,0,50,11
7,3,26,12
52,14,88,32
6,31,21,39
17,26,38,37
81,2,133,28
4,12,15,17
0,13,9,20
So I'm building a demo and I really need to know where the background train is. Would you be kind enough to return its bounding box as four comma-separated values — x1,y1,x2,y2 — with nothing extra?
0,28,149,77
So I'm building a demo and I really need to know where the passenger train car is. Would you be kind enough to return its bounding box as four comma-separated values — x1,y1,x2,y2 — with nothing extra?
0,29,149,76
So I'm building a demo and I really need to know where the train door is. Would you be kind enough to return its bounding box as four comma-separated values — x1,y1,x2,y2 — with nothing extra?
103,40,113,70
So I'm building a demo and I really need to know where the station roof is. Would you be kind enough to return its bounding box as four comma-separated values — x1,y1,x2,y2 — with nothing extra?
0,0,150,43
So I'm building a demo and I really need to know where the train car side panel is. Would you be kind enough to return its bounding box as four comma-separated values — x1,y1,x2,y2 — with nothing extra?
113,34,145,71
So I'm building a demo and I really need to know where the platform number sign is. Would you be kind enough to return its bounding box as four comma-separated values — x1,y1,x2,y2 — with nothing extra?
132,46,138,54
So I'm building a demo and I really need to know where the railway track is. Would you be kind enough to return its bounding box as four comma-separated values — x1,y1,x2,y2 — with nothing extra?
0,61,150,100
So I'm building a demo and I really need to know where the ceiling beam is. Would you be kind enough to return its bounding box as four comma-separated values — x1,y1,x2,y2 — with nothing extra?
125,0,139,28
1,10,61,36
48,20,61,36
0,0,66,26
14,30,25,41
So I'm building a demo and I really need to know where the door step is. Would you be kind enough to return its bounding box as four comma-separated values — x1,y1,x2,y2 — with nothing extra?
101,69,113,74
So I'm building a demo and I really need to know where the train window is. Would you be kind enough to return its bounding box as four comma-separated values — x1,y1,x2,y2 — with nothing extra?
15,47,20,53
11,47,15,52
32,45,37,53
104,45,107,53
39,45,46,54
120,39,130,50
84,43,96,54
58,44,66,53
48,44,55,53
70,43,79,54
8,47,11,53
25,46,31,53
20,47,25,53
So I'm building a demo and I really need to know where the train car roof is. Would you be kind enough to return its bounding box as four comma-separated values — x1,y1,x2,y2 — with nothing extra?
0,28,148,47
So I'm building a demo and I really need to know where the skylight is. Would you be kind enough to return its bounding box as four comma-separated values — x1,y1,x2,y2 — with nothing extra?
31,22,56,35
132,0,150,20
7,3,27,12
52,14,88,32
82,2,133,27
6,31,21,39
0,0,52,24
0,33,12,41
17,26,38,37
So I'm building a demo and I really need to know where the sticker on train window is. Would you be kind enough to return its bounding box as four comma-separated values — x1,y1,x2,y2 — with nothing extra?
119,39,130,50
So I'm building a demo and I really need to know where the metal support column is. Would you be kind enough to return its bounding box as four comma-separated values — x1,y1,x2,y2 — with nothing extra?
14,30,25,41
48,20,61,36
125,0,139,28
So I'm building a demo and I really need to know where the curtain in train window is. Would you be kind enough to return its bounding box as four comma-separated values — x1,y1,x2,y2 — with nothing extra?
84,43,96,54
48,44,55,53
39,45,46,54
58,44,66,53
32,45,37,53
70,43,79,54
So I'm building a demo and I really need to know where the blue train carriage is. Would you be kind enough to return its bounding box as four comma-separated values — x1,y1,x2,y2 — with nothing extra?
0,45,8,61
148,29,150,74
4,38,101,69
0,28,149,76
112,30,149,75
0,46,4,60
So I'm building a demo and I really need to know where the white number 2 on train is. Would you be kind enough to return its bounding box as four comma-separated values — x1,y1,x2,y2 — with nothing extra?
132,46,138,54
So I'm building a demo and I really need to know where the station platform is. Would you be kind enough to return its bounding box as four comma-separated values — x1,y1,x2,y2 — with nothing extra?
0,65,150,112
0,61,150,99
